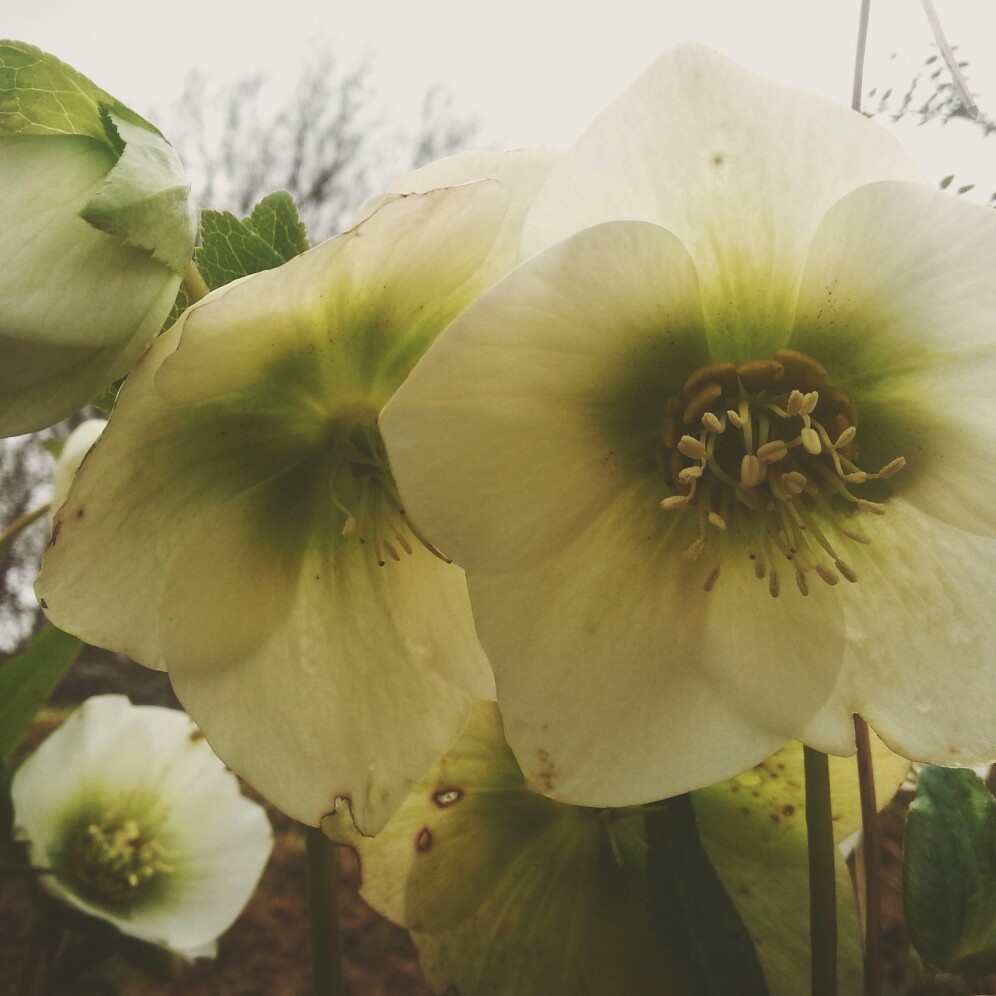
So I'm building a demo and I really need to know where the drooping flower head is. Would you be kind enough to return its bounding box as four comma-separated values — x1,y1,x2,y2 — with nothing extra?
0,41,196,436
36,152,558,835
382,45,996,806
11,695,272,955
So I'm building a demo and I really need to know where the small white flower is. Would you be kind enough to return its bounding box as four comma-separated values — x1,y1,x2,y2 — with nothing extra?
11,695,272,956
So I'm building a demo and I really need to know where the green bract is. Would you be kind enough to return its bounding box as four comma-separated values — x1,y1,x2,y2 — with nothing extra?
325,699,911,995
36,152,558,835
0,41,196,436
382,43,996,807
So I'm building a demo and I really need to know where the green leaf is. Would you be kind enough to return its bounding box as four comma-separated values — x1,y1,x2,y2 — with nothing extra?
0,40,150,145
904,765,996,975
0,626,82,760
41,439,65,459
195,192,310,292
80,110,196,273
249,191,311,260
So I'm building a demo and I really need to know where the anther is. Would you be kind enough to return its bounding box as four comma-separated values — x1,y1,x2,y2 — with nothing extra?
795,570,809,596
800,391,819,416
703,566,721,592
727,409,744,428
842,471,868,484
756,440,788,463
835,559,859,583
786,390,804,415
707,511,727,531
768,568,781,598
782,470,807,495
834,425,857,449
677,435,707,460
678,465,703,484
815,564,840,586
740,454,764,488
800,427,822,455
877,456,906,479
682,538,705,561
341,516,359,538
660,495,690,511
702,411,725,434
855,498,887,515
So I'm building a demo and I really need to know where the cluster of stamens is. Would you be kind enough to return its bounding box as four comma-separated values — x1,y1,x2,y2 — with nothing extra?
70,816,174,904
330,422,447,567
658,349,904,596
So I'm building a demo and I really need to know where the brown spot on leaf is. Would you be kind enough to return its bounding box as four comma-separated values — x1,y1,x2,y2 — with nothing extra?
535,748,557,791
74,506,85,520
416,827,432,852
712,153,725,166
769,813,780,823
782,804,796,817
432,788,463,808
39,598,48,609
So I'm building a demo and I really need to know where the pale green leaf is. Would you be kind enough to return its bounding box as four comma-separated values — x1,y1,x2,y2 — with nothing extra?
248,191,310,261
0,626,82,760
0,39,147,145
80,110,196,273
195,210,286,291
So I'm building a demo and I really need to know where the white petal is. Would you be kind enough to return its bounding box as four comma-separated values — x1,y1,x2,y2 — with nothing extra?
522,44,922,356
51,419,106,511
798,500,996,765
791,180,996,538
468,477,846,807
383,219,710,571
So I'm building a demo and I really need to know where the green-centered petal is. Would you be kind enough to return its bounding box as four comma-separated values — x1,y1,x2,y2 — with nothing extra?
798,499,996,764
37,182,515,834
790,180,996,539
467,476,845,808
521,43,922,359
324,700,691,996
383,219,711,570
327,701,906,996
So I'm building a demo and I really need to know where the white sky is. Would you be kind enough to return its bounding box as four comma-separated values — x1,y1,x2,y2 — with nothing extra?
6,0,996,200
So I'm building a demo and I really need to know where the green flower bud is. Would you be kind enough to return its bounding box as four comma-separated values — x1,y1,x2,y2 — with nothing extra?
0,41,197,436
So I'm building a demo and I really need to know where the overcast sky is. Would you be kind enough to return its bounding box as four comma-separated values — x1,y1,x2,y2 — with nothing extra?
7,0,996,200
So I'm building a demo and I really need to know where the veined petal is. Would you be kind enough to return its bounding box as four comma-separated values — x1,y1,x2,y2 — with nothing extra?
798,499,996,764
791,180,996,538
37,184,507,834
353,148,561,262
166,536,493,834
467,476,846,808
522,43,922,359
157,181,513,410
383,219,710,571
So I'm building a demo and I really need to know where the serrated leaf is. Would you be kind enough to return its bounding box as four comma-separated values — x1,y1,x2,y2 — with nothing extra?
0,40,151,146
904,766,996,974
0,626,82,760
195,209,286,291
80,110,196,273
248,191,310,261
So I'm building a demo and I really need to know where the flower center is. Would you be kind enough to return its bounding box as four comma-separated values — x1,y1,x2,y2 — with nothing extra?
657,349,904,596
329,421,448,567
69,815,175,905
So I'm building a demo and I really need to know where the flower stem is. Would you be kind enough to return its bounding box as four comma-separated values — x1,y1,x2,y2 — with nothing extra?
305,825,345,996
852,0,872,112
803,745,837,996
181,259,210,304
919,0,979,118
853,715,881,996
0,504,50,561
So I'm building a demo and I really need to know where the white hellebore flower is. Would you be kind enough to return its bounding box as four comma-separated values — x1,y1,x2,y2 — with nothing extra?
382,45,996,807
51,418,106,511
36,151,559,835
11,695,272,956
0,41,196,436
